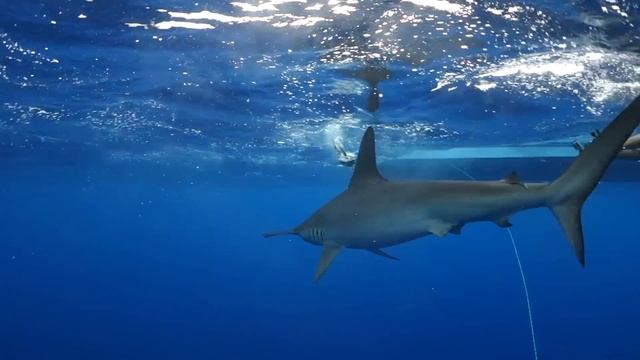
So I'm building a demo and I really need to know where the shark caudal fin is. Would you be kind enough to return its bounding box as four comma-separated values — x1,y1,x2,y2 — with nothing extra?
547,95,640,265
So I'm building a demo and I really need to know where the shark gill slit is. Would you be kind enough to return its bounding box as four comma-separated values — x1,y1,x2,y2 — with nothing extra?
450,164,538,360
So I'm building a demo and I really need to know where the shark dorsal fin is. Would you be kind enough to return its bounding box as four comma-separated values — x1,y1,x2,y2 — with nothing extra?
349,127,385,188
503,171,527,188
504,171,520,184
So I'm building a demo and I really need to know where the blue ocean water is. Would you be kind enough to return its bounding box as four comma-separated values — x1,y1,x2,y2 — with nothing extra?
2,0,640,359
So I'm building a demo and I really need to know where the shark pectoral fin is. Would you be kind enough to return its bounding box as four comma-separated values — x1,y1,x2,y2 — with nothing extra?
314,241,343,282
367,248,399,260
429,221,453,237
494,217,512,228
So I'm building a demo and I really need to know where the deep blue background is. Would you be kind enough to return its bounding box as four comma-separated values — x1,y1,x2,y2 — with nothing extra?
1,165,639,359
2,0,640,359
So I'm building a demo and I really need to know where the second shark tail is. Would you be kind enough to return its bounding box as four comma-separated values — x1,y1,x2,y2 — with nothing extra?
546,95,640,265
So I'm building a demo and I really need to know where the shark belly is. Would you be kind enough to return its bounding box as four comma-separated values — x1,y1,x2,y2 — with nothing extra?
337,211,434,249
312,190,433,249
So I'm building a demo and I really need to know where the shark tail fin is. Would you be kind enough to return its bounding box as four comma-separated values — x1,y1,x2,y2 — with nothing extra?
547,95,640,265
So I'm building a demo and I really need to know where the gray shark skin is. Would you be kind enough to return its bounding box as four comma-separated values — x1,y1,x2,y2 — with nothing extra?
265,95,640,281
617,148,640,160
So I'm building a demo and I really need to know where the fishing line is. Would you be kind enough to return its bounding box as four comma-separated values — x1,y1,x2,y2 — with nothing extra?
506,228,539,360
448,164,475,181
448,164,538,360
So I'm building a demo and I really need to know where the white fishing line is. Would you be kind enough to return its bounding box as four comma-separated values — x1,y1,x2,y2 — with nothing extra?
448,164,538,360
448,163,475,181
507,228,539,360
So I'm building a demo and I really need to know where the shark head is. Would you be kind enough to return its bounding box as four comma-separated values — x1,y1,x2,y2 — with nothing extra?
263,126,384,243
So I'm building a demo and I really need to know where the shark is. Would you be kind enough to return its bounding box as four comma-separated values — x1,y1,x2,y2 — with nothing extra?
623,133,640,150
616,148,640,160
620,132,640,160
265,95,640,281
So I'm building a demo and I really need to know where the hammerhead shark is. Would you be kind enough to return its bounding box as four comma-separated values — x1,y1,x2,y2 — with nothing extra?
265,95,640,281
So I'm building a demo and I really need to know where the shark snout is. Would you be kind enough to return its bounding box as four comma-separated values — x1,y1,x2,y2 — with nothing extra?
262,227,322,245
262,229,297,238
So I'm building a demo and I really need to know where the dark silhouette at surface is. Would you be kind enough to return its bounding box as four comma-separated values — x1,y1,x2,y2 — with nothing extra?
344,66,391,112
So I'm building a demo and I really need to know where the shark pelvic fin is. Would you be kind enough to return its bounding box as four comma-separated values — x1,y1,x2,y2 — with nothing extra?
315,241,343,282
367,248,399,260
349,127,386,188
429,221,454,237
